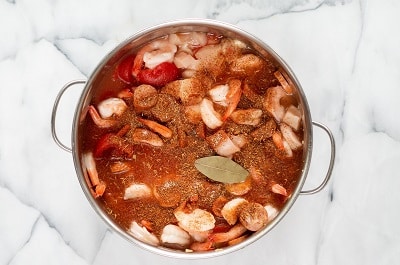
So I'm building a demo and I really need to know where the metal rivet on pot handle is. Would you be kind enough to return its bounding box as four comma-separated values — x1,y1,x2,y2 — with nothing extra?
300,121,336,195
51,80,86,153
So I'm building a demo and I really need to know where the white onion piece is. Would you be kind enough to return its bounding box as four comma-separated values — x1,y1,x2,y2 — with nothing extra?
283,105,302,131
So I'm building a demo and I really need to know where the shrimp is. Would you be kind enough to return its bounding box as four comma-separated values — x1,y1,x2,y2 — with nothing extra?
209,223,247,243
239,202,268,231
208,84,229,107
230,108,263,126
207,80,242,122
264,86,287,122
200,98,223,129
117,88,134,99
124,183,152,200
272,131,293,158
161,224,191,249
274,70,294,94
195,43,222,61
212,196,228,217
206,130,240,157
82,152,106,198
221,197,248,225
188,230,210,243
137,118,173,138
271,182,288,197
227,235,248,246
231,53,264,74
128,221,160,246
248,166,264,183
280,123,302,150
163,78,205,105
97,98,127,118
94,132,134,158
222,79,242,121
88,105,118,128
87,97,127,128
132,39,177,77
174,208,216,233
190,241,214,252
132,128,164,147
225,176,252,196
173,51,199,70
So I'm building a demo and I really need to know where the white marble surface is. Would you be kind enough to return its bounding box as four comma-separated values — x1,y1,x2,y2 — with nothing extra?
1,0,399,264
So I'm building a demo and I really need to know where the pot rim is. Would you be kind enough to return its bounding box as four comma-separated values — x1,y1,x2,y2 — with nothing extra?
71,18,313,259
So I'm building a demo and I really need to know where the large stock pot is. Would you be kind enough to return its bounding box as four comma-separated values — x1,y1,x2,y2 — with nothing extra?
51,19,335,259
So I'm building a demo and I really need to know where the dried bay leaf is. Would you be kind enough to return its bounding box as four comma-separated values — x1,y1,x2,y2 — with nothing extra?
194,156,249,184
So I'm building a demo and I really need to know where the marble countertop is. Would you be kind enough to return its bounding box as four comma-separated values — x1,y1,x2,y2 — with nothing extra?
1,0,399,264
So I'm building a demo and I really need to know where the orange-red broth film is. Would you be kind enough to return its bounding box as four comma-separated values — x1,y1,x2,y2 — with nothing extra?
80,31,304,252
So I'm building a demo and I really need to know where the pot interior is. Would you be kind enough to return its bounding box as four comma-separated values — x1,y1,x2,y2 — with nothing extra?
72,19,312,259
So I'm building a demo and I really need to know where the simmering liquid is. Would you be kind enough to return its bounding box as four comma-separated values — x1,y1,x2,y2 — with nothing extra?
79,31,304,251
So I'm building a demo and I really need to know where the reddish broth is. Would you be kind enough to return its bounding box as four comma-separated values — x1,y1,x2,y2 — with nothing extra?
79,32,304,249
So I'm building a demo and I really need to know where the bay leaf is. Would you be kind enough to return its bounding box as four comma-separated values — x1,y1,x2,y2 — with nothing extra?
194,156,249,184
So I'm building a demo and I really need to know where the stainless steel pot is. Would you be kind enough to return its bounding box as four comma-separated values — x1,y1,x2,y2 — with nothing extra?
51,19,335,259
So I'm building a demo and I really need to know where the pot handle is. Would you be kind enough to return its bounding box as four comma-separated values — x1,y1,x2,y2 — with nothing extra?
300,121,336,195
51,80,86,153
